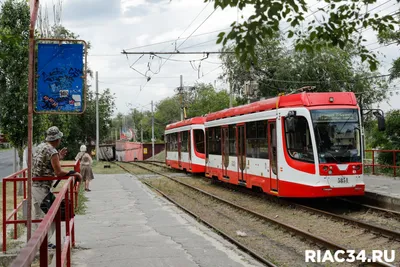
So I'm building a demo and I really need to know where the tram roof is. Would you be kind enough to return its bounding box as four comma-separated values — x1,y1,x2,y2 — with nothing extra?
165,116,206,130
206,92,357,122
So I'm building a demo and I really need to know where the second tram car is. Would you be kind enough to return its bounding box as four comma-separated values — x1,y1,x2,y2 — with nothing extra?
165,117,206,173
205,92,364,197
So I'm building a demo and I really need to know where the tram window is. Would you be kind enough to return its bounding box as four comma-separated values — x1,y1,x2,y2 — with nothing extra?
181,131,188,152
285,116,314,163
208,127,221,155
258,121,268,159
214,127,222,155
194,129,205,154
245,121,268,159
207,128,212,157
229,125,236,156
246,122,257,158
170,132,178,152
165,134,169,151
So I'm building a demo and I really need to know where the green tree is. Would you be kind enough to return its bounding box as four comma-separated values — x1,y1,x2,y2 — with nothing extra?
379,13,400,80
0,0,46,171
367,110,400,168
221,38,388,110
210,0,398,71
186,83,231,118
154,95,181,126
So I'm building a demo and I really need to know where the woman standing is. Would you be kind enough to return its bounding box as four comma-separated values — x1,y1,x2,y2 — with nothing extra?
75,145,94,191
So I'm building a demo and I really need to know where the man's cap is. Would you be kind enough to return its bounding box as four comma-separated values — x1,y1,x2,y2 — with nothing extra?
45,126,63,142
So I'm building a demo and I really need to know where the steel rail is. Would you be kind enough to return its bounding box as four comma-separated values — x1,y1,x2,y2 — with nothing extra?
288,201,400,241
338,197,400,217
115,162,277,267
134,161,400,240
121,162,395,267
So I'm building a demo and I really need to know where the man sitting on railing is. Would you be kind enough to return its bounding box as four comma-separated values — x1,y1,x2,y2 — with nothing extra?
32,126,82,249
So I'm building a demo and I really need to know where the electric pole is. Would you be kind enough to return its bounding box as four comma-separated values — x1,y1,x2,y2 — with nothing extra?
96,71,99,161
151,100,155,160
141,124,144,143
180,75,184,121
229,80,233,108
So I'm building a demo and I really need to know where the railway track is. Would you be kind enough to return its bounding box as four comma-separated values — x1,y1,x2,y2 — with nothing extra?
133,161,400,229
117,161,397,267
115,162,277,267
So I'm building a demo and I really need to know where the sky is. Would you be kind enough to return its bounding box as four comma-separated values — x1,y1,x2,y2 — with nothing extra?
39,0,400,115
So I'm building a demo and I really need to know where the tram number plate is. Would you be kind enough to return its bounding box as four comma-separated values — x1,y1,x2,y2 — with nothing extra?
337,177,349,184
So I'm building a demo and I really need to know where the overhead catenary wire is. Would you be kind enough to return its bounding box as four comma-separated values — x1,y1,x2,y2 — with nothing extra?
139,8,219,90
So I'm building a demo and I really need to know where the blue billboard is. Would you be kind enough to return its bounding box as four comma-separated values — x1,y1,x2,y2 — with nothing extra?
36,43,85,113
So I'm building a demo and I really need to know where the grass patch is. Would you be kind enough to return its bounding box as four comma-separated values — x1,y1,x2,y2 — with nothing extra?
118,162,153,175
92,161,125,174
75,186,88,215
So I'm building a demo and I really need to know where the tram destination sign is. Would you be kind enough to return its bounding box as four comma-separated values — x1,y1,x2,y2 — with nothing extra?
311,109,358,122
35,42,86,113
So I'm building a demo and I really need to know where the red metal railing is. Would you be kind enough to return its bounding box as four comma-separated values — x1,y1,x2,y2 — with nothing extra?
364,149,400,177
2,161,80,254
10,175,79,267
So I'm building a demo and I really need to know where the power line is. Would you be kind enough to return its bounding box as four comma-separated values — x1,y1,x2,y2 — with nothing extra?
98,81,177,88
256,74,391,84
194,65,223,83
178,9,218,49
123,27,230,51
138,9,219,90
121,51,233,55
176,2,211,41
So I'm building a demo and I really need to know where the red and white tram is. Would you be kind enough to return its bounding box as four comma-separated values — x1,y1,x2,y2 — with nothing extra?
165,92,366,198
204,92,364,198
165,117,206,173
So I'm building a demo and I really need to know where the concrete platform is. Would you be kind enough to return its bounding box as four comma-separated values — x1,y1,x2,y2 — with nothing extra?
363,174,400,211
72,173,263,267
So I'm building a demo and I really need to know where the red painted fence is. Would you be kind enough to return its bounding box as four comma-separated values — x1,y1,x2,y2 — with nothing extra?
364,149,400,177
2,161,81,267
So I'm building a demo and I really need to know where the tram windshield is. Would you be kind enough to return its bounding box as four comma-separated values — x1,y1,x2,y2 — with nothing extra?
311,109,362,163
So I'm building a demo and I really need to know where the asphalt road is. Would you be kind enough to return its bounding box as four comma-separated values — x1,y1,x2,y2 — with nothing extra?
0,149,16,180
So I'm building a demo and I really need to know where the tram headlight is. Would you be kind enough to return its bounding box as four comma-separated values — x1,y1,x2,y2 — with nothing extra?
323,166,329,172
353,165,361,171
328,170,333,175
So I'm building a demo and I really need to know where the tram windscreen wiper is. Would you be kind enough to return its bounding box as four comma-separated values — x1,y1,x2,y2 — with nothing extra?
325,152,341,164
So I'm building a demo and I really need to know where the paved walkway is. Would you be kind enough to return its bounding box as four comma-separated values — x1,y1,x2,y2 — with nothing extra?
364,174,400,199
72,173,262,267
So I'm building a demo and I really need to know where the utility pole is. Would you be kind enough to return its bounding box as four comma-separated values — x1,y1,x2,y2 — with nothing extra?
96,71,99,161
141,124,143,143
180,75,184,121
151,101,155,160
229,80,233,108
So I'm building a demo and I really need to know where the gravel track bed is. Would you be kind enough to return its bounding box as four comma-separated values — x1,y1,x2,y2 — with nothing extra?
344,210,400,233
145,177,354,267
171,176,400,265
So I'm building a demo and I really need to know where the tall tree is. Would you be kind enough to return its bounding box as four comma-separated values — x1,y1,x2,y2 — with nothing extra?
379,13,400,80
185,83,231,118
210,0,398,71
0,0,46,171
220,38,389,110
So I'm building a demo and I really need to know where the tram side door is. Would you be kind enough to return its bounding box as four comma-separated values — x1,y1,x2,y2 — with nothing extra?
222,127,229,178
188,130,192,171
268,121,278,191
237,124,246,184
178,132,182,168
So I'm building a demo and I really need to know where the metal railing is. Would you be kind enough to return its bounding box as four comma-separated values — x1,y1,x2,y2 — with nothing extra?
364,149,400,177
2,161,81,267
